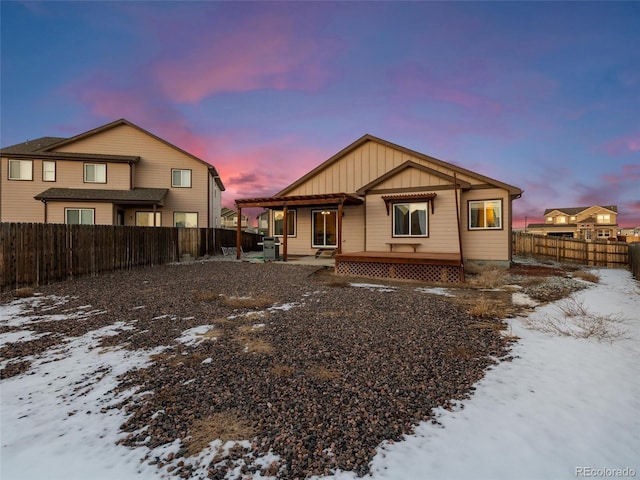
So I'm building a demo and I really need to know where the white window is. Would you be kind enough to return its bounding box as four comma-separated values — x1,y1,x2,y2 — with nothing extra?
273,210,296,236
172,169,191,188
597,214,611,224
393,202,428,237
556,216,567,224
8,159,33,180
546,216,553,223
43,161,56,181
84,163,106,183
174,212,197,228
469,200,502,230
65,208,94,225
597,230,611,238
136,212,162,226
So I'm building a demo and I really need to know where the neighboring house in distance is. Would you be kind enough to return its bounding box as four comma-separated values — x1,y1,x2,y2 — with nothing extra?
236,134,522,281
618,227,640,243
256,211,269,236
220,207,248,230
526,206,619,240
0,119,225,227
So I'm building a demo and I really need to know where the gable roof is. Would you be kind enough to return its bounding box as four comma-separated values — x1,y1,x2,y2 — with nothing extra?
356,160,472,195
2,119,225,191
544,205,618,215
45,118,225,191
277,134,522,197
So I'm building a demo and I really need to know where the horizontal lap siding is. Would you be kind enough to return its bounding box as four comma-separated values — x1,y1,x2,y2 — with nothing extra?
54,124,211,227
273,205,365,256
48,202,114,225
1,158,46,222
366,191,460,254
461,188,511,261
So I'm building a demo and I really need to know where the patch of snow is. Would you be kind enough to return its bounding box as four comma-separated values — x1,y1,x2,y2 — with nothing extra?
268,303,297,311
415,287,454,297
1,309,167,480
176,325,216,346
359,268,640,480
511,291,539,307
349,283,397,292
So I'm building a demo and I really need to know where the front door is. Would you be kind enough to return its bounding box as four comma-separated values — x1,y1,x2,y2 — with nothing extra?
312,209,337,248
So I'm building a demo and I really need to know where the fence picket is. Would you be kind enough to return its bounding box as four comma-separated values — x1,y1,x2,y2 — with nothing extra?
514,232,630,268
0,224,261,291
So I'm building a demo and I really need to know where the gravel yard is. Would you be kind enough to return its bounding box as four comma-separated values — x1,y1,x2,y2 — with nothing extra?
0,258,586,479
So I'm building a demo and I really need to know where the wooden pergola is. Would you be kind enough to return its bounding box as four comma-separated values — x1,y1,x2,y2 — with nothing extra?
234,193,364,260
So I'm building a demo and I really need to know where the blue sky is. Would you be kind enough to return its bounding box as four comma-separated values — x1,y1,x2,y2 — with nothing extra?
1,1,639,226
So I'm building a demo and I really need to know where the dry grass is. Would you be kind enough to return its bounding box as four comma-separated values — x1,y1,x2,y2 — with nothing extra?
197,328,223,339
470,320,507,332
522,296,627,341
307,365,341,381
184,412,255,456
467,266,508,289
467,297,509,319
194,291,220,302
13,287,35,298
572,270,600,283
219,294,275,309
233,333,273,354
271,364,296,377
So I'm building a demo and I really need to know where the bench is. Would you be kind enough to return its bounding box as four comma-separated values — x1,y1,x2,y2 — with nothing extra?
385,242,420,253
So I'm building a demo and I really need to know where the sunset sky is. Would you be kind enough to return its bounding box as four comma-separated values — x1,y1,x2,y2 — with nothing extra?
1,1,639,227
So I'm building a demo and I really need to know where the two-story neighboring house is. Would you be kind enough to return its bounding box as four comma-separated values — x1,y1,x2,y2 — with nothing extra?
220,207,248,230
526,205,619,240
0,119,224,227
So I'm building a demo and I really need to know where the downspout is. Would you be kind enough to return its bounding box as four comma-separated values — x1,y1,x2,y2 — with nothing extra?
282,205,288,261
337,198,343,255
454,173,465,282
236,206,242,260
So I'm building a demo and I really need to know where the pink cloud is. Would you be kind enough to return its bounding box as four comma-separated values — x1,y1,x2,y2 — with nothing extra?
600,131,640,156
61,74,214,160
151,13,339,103
393,64,503,113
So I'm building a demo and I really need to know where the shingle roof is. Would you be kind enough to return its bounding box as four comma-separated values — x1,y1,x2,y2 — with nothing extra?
1,137,67,153
544,206,618,215
34,188,169,205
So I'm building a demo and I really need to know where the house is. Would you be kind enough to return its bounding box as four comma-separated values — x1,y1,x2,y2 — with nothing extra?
526,206,619,240
220,207,249,230
0,119,225,227
256,211,269,236
235,134,522,282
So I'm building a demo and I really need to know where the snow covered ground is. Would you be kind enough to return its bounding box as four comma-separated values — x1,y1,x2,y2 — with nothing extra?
1,267,638,480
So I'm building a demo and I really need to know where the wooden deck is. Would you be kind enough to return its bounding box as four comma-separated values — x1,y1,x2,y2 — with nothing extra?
335,251,463,283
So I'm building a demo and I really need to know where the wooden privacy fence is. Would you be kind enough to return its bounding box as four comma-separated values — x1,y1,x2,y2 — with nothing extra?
0,223,261,291
630,243,640,280
513,232,629,268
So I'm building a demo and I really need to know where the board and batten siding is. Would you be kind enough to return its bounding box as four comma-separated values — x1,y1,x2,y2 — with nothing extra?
284,141,480,196
461,188,511,262
54,124,211,227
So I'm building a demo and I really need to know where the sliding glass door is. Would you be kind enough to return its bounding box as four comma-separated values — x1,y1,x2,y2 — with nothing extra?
312,210,337,248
